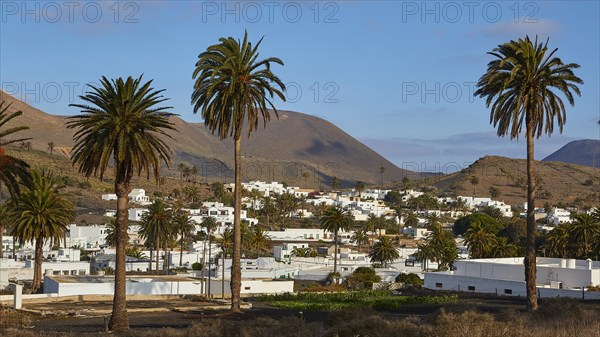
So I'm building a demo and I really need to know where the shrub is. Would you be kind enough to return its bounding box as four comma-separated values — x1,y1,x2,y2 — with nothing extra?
191,262,203,270
395,273,423,287
345,267,381,290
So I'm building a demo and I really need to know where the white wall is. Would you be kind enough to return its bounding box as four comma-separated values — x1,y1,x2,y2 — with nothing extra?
44,276,204,296
209,279,293,296
424,273,600,300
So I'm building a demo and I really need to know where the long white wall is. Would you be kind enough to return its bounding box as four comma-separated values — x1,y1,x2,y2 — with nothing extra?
44,276,204,297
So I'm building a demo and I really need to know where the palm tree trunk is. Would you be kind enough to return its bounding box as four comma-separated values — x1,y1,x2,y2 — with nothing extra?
12,237,16,261
155,236,160,273
333,230,338,276
109,182,130,331
201,237,206,295
221,251,225,299
180,231,184,267
208,235,212,297
32,238,44,292
524,120,538,311
149,249,153,272
231,136,242,312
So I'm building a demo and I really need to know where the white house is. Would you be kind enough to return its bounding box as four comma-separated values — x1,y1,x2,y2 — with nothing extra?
548,208,572,225
425,257,600,299
266,228,332,242
67,224,109,249
128,208,148,222
402,227,430,239
102,188,150,205
273,242,312,260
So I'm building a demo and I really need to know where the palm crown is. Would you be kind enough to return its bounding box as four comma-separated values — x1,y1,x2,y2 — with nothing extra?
475,36,582,139
192,31,286,140
67,75,177,181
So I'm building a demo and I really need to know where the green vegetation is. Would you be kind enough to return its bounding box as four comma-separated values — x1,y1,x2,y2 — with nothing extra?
395,273,424,287
256,290,457,311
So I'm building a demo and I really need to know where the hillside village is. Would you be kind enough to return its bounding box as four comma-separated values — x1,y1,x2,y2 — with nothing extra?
2,178,599,304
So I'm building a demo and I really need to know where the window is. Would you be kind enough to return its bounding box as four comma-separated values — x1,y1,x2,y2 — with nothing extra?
504,289,512,295
468,286,475,291
244,287,251,290
435,283,443,288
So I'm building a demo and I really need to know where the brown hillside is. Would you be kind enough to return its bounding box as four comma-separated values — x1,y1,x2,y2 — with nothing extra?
424,156,600,208
0,91,415,187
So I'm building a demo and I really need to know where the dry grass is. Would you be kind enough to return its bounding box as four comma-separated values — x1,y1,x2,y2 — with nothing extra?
2,299,600,337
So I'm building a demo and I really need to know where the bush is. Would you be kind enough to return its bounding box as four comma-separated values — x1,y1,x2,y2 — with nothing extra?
395,273,423,287
345,267,381,290
191,262,203,271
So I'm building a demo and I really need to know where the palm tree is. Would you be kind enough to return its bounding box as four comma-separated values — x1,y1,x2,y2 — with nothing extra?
260,196,276,226
351,230,370,250
369,236,399,268
191,31,285,313
177,163,187,181
403,211,419,228
172,210,195,266
47,142,55,155
422,224,458,270
104,219,123,249
11,171,75,292
491,237,518,258
414,243,436,271
425,213,441,230
542,224,571,258
379,166,385,186
568,213,600,258
201,216,218,296
67,75,176,331
139,199,174,273
246,225,271,257
475,36,582,310
219,228,233,299
355,181,365,199
469,175,479,196
320,206,353,275
0,101,31,199
464,222,497,259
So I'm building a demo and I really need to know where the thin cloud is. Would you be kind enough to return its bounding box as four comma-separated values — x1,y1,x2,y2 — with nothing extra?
476,19,562,39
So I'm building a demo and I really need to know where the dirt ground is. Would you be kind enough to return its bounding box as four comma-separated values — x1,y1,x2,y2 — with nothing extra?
20,294,536,334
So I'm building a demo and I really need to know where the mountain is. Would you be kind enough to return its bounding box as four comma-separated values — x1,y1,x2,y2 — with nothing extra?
0,91,416,187
543,139,600,168
422,156,599,208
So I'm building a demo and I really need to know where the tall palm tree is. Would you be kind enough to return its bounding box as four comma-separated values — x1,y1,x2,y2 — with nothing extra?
11,171,75,292
368,236,399,268
320,206,353,275
172,210,195,266
139,199,174,273
0,101,31,200
379,166,385,186
67,75,176,331
219,228,233,299
201,216,218,296
191,31,285,312
104,219,124,249
475,36,582,310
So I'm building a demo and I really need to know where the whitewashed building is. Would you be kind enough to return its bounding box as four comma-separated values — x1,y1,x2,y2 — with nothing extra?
425,257,600,299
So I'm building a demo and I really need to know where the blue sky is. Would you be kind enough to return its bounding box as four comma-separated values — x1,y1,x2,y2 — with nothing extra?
1,1,598,172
